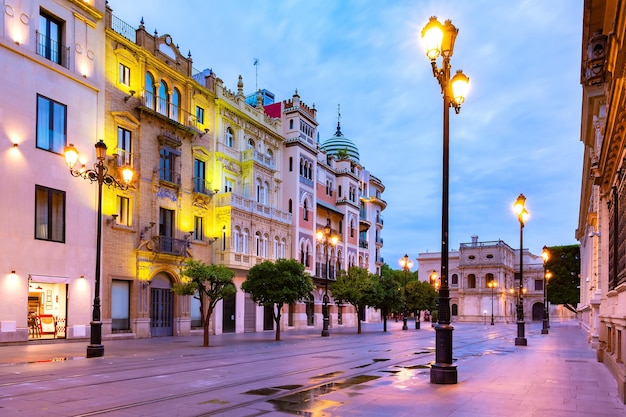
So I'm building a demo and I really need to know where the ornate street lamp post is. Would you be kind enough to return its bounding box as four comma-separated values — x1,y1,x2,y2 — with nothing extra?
488,280,497,325
316,222,338,337
541,245,551,335
64,140,133,358
421,16,469,385
513,193,529,346
399,254,413,331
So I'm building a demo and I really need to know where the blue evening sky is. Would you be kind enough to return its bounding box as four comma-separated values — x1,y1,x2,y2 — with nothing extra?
109,1,583,271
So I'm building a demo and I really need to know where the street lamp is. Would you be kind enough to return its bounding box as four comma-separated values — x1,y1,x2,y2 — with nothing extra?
513,193,529,346
421,16,469,385
64,140,133,358
399,254,413,331
488,280,497,325
541,245,551,335
316,222,338,337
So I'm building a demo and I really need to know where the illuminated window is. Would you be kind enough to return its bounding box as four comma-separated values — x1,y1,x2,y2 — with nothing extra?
226,127,234,147
157,80,169,116
193,216,204,241
171,88,181,122
36,95,66,154
145,72,156,110
195,106,204,125
35,185,65,242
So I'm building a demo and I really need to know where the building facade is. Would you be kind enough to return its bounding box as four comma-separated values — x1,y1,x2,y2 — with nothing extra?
0,0,386,345
417,236,546,324
577,0,626,402
0,0,108,343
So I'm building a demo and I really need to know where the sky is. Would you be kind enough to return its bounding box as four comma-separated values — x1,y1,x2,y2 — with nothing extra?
109,0,584,271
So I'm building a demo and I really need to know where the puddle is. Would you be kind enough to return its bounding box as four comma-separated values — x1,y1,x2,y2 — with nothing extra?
351,358,390,369
244,387,282,396
309,371,343,380
269,375,380,415
397,364,430,370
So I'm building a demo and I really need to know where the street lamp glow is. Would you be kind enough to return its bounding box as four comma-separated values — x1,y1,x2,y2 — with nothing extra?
514,193,529,346
317,222,339,337
64,144,79,169
421,17,444,60
399,254,413,331
451,70,470,106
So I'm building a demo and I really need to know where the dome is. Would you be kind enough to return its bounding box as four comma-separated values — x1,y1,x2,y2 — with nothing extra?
321,121,360,162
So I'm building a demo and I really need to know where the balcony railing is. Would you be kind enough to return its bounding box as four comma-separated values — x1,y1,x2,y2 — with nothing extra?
36,31,70,69
214,193,292,224
110,14,136,42
139,90,202,131
193,177,215,195
160,169,181,186
152,236,188,256
242,148,275,170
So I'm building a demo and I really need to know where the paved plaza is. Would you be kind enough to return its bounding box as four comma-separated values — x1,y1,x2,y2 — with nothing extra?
0,319,624,416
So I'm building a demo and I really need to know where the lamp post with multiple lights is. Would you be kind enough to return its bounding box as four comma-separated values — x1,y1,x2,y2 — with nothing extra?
316,222,338,337
488,280,497,325
64,140,133,358
399,254,413,331
513,193,529,346
541,245,551,334
421,16,469,385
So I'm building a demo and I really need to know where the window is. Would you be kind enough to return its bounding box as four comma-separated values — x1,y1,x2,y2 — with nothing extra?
289,157,293,171
157,80,169,116
193,216,204,241
451,274,459,287
485,273,495,288
38,11,63,66
193,159,206,193
224,178,234,193
36,95,66,154
534,280,544,291
111,280,130,332
195,106,204,125
171,88,181,122
116,195,130,226
145,72,156,110
117,127,132,166
303,200,308,221
289,119,294,129
467,274,476,288
226,127,234,147
159,147,179,184
451,304,458,316
35,185,65,242
288,199,293,213
119,63,130,86
248,138,255,149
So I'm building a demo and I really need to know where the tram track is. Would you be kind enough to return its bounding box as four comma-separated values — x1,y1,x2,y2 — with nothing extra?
0,326,517,416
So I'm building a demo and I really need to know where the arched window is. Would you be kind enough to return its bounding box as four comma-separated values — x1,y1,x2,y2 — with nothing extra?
255,231,262,256
303,200,308,221
263,181,270,204
256,178,262,203
451,274,459,287
289,119,294,129
145,72,156,110
171,88,180,122
299,158,304,176
451,304,458,316
485,273,495,288
248,138,255,149
242,228,249,254
221,225,226,250
467,274,476,288
157,80,169,116
226,127,234,147
233,227,241,253
262,233,269,257
289,157,293,171
288,199,293,213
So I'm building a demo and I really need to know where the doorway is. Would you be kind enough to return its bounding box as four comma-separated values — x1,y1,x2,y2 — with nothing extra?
28,279,67,341
263,305,274,331
150,273,173,337
222,292,236,333
532,302,544,321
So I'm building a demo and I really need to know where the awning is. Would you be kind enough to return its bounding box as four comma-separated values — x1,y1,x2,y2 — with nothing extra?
28,275,71,284
316,200,344,217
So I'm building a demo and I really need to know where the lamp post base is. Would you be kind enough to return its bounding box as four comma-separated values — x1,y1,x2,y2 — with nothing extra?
321,329,329,337
514,337,527,346
402,317,408,331
87,345,104,358
542,318,549,334
430,363,458,384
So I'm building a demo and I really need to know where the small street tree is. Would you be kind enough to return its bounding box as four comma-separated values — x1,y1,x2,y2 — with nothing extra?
406,280,438,329
171,260,235,347
331,266,379,334
242,258,314,341
372,264,402,332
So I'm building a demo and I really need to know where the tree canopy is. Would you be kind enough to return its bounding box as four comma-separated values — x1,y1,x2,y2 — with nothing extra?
406,280,438,328
242,259,314,341
544,244,580,313
371,264,402,331
331,266,379,334
171,260,235,347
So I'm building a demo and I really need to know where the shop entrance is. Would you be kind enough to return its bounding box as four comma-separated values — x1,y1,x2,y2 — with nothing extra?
27,277,67,341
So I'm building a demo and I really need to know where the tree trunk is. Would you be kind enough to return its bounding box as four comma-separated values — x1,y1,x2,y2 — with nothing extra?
357,307,362,334
203,306,214,347
415,310,421,329
274,304,282,341
382,308,388,332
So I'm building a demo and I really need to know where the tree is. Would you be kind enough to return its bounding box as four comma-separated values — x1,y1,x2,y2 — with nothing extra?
171,260,235,347
331,266,379,334
406,280,438,329
242,259,314,341
372,264,402,332
544,244,580,313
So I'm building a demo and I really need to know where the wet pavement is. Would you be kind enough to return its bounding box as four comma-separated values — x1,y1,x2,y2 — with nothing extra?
0,319,624,416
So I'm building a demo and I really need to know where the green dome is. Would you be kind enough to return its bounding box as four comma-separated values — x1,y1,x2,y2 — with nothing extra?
321,122,360,162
